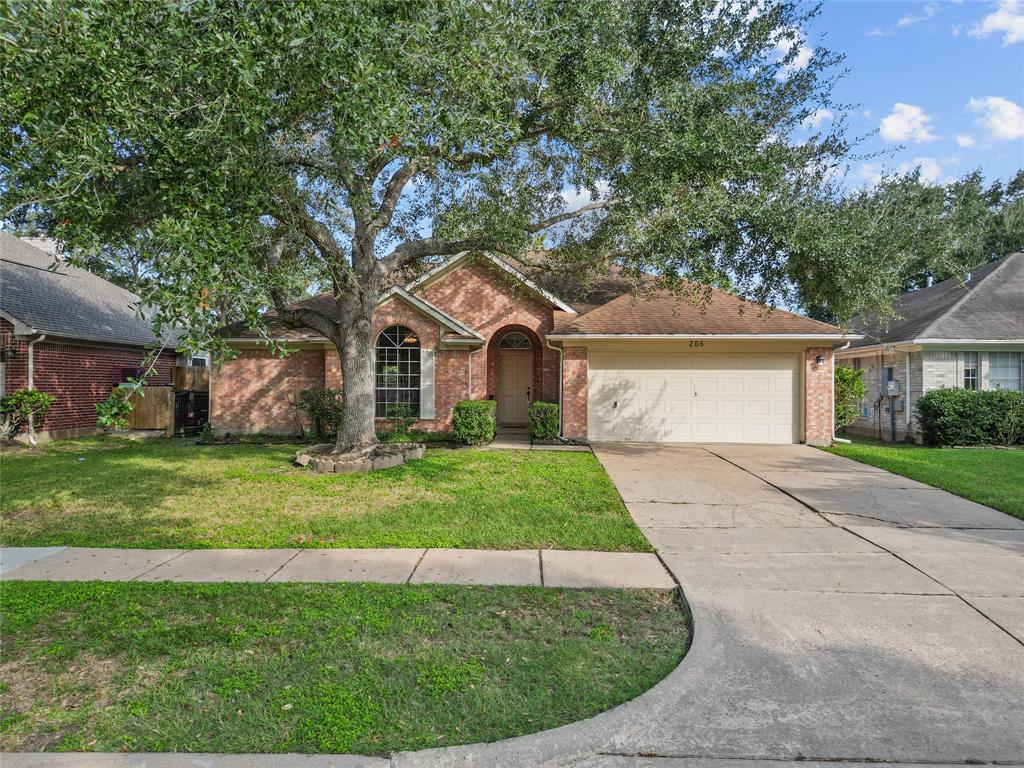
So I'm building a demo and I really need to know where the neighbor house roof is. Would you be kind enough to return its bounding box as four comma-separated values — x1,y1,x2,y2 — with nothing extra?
549,286,848,338
0,232,173,348
848,252,1024,348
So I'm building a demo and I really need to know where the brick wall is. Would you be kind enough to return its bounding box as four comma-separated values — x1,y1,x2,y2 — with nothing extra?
562,346,588,439
211,347,325,434
418,259,559,403
1,318,173,437
803,347,833,446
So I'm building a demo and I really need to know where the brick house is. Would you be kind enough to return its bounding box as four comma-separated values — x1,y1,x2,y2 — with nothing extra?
216,251,853,445
837,252,1024,442
0,232,177,440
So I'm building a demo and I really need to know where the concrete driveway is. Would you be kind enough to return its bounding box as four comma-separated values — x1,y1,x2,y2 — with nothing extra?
393,443,1024,767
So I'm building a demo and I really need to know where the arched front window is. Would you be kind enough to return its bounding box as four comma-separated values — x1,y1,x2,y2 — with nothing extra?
375,325,420,418
498,331,532,349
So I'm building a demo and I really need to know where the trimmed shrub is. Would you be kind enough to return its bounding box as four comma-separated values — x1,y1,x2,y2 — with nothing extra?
834,365,866,432
528,401,560,441
916,388,1024,447
452,400,496,445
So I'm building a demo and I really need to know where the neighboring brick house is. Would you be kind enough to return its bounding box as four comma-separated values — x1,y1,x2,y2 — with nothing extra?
216,251,853,445
837,252,1024,443
0,232,177,440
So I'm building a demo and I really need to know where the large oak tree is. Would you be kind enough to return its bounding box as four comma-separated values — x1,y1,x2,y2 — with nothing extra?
3,0,862,452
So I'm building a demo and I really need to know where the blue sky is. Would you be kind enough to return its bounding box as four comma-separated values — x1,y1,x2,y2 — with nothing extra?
797,0,1024,187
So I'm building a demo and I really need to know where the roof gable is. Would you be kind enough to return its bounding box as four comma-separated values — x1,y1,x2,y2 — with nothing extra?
378,286,483,340
405,251,577,313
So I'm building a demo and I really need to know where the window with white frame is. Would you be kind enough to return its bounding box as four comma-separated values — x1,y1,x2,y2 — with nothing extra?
375,325,420,418
989,351,1022,391
498,331,532,349
962,352,979,390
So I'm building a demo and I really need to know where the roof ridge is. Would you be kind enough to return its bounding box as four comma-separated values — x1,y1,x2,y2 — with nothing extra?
916,254,1016,340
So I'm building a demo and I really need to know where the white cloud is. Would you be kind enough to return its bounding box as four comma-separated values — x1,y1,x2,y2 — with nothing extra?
899,157,944,184
970,0,1024,45
802,108,834,129
773,38,812,80
879,103,938,142
955,133,976,147
897,4,937,27
863,109,873,118
858,162,885,184
560,180,611,210
969,96,1024,139
866,27,887,37
951,24,962,37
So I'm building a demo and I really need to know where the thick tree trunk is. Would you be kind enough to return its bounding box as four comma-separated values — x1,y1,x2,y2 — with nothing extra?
333,236,383,453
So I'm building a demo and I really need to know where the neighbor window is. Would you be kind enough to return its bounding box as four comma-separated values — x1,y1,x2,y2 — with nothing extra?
989,351,1022,391
962,352,979,390
375,325,420,418
498,331,532,349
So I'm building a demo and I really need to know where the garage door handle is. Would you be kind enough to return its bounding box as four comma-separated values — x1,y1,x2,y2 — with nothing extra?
613,400,617,409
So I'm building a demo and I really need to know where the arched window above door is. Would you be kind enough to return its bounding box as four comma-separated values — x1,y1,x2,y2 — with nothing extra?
498,331,532,349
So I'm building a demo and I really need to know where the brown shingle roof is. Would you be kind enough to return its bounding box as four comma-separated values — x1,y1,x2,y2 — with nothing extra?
557,286,844,336
217,292,336,340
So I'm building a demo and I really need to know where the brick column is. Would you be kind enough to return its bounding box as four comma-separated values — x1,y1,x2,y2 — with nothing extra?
804,346,833,446
561,346,588,439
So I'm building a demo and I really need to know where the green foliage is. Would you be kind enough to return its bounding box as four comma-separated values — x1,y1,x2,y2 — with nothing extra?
528,401,560,441
834,365,866,432
94,389,134,431
296,388,344,440
797,169,1024,323
916,388,1024,447
451,400,497,446
0,389,56,438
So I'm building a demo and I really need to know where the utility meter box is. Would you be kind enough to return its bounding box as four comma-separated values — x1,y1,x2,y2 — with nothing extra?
886,379,901,397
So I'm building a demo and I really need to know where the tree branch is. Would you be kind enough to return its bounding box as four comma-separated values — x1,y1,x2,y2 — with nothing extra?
369,159,420,233
529,200,612,231
264,238,341,342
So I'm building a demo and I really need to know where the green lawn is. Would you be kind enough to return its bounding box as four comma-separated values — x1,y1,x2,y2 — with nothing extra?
825,439,1024,520
0,581,687,754
0,438,649,551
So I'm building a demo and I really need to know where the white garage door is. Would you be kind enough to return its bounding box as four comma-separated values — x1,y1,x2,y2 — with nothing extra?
588,351,798,443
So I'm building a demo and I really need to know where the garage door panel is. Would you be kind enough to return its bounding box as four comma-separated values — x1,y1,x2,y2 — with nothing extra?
588,351,797,444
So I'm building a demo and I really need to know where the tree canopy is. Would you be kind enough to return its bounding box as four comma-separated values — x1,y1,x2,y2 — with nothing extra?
2,0,994,448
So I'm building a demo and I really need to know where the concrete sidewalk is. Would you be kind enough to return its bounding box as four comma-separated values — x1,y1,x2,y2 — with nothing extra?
0,545,674,589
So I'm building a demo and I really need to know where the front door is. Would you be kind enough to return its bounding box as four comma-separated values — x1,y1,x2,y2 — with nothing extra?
498,351,532,426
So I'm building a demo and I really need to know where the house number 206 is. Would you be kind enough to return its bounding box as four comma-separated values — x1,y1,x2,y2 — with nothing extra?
689,340,705,348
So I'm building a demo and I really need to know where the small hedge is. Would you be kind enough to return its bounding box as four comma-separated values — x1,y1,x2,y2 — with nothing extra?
452,399,497,445
1,389,56,438
916,388,1024,447
529,401,560,441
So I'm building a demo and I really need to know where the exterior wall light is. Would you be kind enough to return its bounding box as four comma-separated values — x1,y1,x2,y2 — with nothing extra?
815,354,825,366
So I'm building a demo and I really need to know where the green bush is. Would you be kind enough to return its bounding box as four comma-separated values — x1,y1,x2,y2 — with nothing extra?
1,389,56,438
916,388,1024,447
834,365,866,432
297,387,344,439
452,400,496,445
528,401,560,441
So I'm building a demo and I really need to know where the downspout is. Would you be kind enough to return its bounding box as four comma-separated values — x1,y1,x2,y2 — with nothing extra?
545,338,564,437
467,347,481,400
26,334,46,445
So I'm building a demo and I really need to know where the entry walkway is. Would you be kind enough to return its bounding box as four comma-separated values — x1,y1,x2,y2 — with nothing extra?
0,545,674,589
